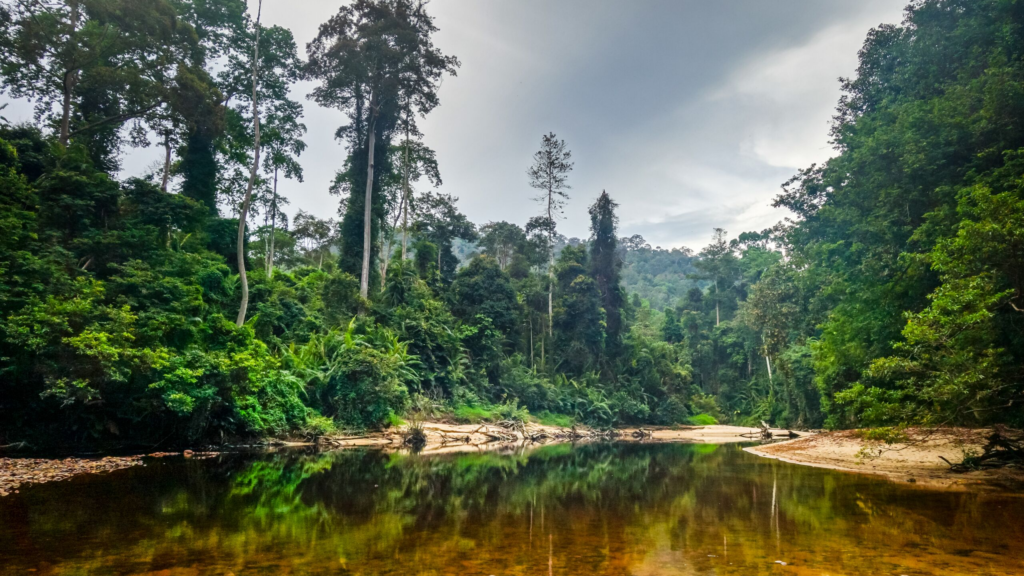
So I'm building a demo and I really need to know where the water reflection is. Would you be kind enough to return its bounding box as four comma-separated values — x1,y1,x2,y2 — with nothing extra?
1,442,1022,575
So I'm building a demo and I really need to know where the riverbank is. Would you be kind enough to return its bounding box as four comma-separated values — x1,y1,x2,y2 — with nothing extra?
0,423,794,494
7,425,1020,496
747,428,1024,491
315,422,804,453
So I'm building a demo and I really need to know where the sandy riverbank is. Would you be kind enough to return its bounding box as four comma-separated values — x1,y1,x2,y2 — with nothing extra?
6,425,1021,496
747,428,1024,491
316,422,802,453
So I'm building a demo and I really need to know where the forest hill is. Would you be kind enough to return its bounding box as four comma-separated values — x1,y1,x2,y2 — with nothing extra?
2,0,1024,449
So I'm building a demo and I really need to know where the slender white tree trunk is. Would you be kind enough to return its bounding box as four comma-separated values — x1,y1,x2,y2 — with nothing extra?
267,166,277,279
160,136,171,191
547,188,554,337
715,280,720,326
235,0,262,327
360,110,377,299
401,124,411,261
530,318,534,369
765,355,773,383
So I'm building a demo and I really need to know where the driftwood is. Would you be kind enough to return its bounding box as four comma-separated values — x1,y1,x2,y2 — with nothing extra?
631,428,653,439
941,426,1024,472
740,422,773,440
317,435,395,447
497,419,527,435
738,422,800,440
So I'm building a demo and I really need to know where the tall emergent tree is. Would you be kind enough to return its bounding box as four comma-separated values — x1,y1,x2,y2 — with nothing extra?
589,191,625,357
217,19,306,278
380,136,440,286
527,132,573,335
235,0,263,326
305,0,458,299
693,228,736,327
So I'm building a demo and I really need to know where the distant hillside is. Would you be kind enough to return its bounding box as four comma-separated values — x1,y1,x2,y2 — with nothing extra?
620,236,698,310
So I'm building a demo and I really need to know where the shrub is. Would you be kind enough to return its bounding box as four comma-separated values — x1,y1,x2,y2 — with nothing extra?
688,413,718,426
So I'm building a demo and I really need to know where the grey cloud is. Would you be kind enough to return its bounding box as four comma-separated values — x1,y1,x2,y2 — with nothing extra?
0,0,907,249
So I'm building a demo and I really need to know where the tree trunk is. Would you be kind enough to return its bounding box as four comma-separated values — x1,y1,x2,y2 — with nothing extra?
401,123,411,261
59,1,81,147
547,188,554,337
530,317,534,369
267,166,277,279
715,280,720,326
380,178,408,289
765,355,773,383
360,108,377,299
160,136,171,192
235,0,262,327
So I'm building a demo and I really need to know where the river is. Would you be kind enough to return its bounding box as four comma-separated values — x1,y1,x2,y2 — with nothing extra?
1,442,1021,575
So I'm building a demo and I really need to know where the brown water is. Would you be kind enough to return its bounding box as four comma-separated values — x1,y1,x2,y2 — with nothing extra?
0,442,1022,575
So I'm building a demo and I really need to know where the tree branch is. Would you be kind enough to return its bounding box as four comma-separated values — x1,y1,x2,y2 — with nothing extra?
67,104,160,137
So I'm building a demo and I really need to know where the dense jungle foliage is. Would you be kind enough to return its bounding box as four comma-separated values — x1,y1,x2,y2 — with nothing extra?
0,0,1022,448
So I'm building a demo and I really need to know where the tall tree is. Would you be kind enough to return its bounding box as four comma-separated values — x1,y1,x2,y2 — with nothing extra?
693,228,737,327
219,22,305,218
305,0,458,299
234,25,307,279
527,132,573,336
172,0,246,213
379,137,440,286
235,0,262,326
588,191,625,355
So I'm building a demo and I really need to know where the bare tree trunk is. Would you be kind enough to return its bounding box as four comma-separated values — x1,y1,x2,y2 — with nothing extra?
765,355,773,384
59,1,81,147
530,317,534,370
160,135,171,192
715,280,720,326
267,166,277,279
547,189,554,337
235,0,262,327
401,123,411,261
380,179,408,289
360,109,377,299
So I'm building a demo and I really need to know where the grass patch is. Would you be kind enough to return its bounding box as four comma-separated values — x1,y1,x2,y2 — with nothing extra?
453,405,495,423
387,413,406,428
688,413,718,426
533,411,574,428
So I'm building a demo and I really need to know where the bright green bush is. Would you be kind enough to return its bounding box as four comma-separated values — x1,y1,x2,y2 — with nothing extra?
687,414,718,426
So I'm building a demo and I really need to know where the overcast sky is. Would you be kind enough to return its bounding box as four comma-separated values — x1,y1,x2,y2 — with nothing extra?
1,0,908,249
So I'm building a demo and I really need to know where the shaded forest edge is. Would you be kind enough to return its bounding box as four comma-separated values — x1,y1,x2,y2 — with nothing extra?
2,0,1024,453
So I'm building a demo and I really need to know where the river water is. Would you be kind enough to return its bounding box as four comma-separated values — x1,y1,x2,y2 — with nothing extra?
0,442,1021,575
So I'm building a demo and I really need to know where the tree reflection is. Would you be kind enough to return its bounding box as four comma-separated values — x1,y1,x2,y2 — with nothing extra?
1,443,1022,575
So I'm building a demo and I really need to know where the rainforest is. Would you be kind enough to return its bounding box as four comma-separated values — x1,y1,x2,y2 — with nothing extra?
0,0,1022,452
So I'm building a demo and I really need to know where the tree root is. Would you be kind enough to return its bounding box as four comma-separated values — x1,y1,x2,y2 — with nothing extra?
941,426,1024,472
